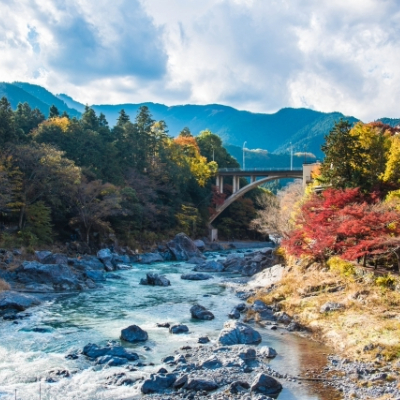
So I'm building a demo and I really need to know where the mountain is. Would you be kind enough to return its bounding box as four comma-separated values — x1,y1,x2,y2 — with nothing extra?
12,82,81,118
378,117,400,127
2,81,396,159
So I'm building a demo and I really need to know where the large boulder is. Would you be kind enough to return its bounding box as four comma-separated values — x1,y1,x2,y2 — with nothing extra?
141,373,177,394
223,253,245,273
250,373,282,397
218,321,262,346
15,261,84,291
193,240,206,250
0,291,40,315
41,253,68,265
139,253,164,264
140,273,170,287
187,256,207,265
97,248,113,271
35,251,52,262
181,273,212,281
190,304,214,320
69,255,105,271
120,325,148,342
194,260,224,273
166,233,202,261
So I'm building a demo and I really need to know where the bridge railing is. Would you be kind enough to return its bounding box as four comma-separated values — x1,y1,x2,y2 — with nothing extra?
217,167,303,172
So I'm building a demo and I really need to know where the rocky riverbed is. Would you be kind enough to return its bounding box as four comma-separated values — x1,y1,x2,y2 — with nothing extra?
0,234,351,399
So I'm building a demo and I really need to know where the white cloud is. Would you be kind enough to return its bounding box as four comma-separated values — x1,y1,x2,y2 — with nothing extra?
0,0,399,120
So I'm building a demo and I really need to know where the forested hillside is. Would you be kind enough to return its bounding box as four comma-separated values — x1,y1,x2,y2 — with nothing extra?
0,82,379,159
0,94,266,251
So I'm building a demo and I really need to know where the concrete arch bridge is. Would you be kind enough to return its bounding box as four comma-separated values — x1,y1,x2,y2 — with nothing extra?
210,163,317,225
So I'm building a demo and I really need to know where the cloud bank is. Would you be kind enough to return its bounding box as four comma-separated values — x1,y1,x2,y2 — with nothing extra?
0,0,399,120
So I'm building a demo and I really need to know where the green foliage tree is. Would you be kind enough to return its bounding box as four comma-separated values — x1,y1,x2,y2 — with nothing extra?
49,105,60,118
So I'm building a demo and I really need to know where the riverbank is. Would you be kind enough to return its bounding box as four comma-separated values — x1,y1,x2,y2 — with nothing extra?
244,257,400,399
0,237,343,400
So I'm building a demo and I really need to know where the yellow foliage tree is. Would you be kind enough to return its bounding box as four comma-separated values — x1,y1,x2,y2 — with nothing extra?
383,135,400,184
173,136,217,186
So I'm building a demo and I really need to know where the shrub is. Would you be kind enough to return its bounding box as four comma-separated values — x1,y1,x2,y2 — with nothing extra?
375,274,396,289
327,256,356,278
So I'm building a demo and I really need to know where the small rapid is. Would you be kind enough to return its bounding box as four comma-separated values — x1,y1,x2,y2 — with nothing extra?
0,252,339,400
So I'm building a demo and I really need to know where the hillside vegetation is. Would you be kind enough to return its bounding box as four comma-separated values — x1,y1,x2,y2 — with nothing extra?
0,81,378,158
252,120,400,362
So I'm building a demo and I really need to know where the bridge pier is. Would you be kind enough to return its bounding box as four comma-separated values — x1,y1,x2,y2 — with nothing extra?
251,175,256,183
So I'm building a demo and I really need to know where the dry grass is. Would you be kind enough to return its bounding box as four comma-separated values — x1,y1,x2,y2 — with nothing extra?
252,261,400,363
0,278,10,292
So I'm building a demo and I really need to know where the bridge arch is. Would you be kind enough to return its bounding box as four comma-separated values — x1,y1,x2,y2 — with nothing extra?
209,174,302,224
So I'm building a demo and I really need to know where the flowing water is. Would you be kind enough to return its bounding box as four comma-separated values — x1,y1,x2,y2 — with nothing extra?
0,252,341,399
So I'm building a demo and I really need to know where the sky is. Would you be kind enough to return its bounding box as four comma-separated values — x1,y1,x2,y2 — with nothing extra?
0,0,399,121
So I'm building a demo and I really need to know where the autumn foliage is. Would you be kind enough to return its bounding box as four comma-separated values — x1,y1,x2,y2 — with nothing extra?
283,188,400,269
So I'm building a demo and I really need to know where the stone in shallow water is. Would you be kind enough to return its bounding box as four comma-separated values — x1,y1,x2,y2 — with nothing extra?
250,373,282,397
169,324,189,334
198,336,210,344
190,304,215,320
258,346,277,359
139,273,170,286
181,273,212,280
120,325,148,342
218,321,262,346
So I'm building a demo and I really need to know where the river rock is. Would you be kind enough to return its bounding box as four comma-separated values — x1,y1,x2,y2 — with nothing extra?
141,373,177,394
320,302,345,313
187,256,207,265
82,343,139,361
140,273,170,286
200,356,223,369
169,324,189,334
250,373,282,397
35,251,52,262
45,369,70,383
238,347,257,362
258,346,277,359
84,270,106,282
223,253,245,273
193,240,206,250
181,273,212,281
140,253,164,264
274,311,292,324
228,307,240,319
69,255,105,271
120,325,148,342
0,291,40,315
198,336,210,344
190,304,215,320
96,355,128,366
166,233,202,261
194,260,224,272
14,261,85,291
41,253,68,265
185,378,219,392
230,380,250,394
97,248,114,270
218,321,262,345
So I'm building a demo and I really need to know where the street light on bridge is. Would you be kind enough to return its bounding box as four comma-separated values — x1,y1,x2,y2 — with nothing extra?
243,141,247,170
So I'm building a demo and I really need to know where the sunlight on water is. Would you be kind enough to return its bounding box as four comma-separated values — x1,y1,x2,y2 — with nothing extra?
0,256,338,400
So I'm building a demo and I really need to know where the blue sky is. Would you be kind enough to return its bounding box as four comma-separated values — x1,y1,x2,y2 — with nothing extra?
0,0,399,120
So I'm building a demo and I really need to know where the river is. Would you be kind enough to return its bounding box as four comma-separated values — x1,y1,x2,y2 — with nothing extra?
0,250,341,399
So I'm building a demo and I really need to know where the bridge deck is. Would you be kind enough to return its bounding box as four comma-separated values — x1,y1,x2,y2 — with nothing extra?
217,167,303,177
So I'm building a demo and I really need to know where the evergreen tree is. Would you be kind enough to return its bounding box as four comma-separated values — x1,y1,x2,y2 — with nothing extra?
49,105,60,118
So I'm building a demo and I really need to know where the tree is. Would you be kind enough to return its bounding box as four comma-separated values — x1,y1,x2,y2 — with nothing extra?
9,143,81,229
69,180,122,245
14,102,45,135
383,135,400,184
49,105,60,118
251,180,304,238
320,119,362,189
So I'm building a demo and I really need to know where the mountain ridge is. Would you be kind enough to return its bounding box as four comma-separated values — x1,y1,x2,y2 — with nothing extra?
0,81,397,158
